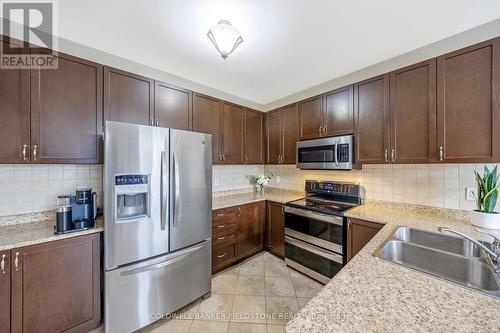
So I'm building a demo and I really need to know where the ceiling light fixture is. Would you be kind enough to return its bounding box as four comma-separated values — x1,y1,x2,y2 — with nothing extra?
207,20,243,60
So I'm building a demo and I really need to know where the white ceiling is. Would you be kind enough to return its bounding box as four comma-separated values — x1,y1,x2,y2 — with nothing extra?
54,0,500,105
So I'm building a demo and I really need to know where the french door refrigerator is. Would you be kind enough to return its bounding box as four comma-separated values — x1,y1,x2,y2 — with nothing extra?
103,121,212,333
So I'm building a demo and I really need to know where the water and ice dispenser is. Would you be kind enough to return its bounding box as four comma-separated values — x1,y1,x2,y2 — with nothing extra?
114,174,150,222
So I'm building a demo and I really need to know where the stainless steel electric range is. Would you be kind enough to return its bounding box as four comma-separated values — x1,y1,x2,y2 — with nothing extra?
284,180,361,283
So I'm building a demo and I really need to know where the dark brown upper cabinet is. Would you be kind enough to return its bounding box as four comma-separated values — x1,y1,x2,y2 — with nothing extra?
0,48,30,164
30,53,103,164
298,96,323,139
155,81,192,130
354,74,390,164
244,109,264,164
221,102,244,164
266,104,299,164
324,85,354,136
104,67,154,126
193,93,223,164
390,59,437,164
437,37,500,163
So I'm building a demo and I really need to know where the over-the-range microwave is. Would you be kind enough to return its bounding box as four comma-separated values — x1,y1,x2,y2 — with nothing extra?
296,135,353,170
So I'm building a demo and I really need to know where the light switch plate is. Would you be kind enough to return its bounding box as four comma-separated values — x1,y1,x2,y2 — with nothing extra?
276,176,281,183
214,177,219,186
466,187,476,201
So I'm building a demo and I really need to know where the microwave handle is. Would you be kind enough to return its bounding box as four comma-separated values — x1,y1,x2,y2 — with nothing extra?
334,140,339,166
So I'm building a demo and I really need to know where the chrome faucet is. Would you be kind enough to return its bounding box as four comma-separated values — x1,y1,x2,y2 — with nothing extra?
438,226,500,273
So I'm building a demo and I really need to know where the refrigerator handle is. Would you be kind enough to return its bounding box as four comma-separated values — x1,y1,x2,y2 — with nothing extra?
172,153,180,227
160,151,167,231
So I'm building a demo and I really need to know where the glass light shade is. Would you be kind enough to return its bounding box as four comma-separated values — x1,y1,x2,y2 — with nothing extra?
207,20,243,59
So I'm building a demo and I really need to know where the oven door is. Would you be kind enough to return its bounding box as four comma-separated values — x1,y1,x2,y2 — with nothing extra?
284,206,344,254
296,135,353,170
285,236,343,284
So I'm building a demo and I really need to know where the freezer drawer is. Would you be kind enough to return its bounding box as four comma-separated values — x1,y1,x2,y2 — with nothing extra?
105,240,211,333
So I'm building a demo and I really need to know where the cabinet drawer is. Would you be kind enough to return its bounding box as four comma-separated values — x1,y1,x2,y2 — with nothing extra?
212,208,237,226
212,233,236,248
212,242,236,269
213,223,237,237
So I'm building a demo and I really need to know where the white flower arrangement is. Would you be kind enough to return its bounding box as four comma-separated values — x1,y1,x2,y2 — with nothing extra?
251,174,273,192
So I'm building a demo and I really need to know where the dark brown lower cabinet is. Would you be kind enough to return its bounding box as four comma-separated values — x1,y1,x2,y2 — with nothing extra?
266,201,285,258
0,251,10,333
237,202,265,259
347,218,383,261
10,233,101,333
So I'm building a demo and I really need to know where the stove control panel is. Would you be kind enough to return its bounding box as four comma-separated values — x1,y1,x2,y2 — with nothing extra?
305,180,360,197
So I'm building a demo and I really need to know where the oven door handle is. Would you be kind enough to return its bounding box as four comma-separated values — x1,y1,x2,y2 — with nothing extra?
285,236,343,264
284,206,343,226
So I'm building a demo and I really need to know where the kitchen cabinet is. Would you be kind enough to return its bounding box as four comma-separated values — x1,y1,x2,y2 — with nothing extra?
31,53,103,164
390,59,437,163
212,207,238,273
222,102,244,164
0,49,30,164
0,251,10,333
324,85,354,136
104,67,154,126
436,37,500,163
298,96,323,139
266,104,299,164
193,93,223,164
10,233,101,333
155,81,191,130
354,74,390,164
244,109,264,164
237,202,265,259
266,201,285,258
347,218,383,261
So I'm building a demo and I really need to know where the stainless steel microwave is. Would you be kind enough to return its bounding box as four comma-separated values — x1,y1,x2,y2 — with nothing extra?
296,135,353,170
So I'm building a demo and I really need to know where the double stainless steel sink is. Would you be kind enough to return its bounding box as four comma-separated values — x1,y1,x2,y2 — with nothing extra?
374,227,500,298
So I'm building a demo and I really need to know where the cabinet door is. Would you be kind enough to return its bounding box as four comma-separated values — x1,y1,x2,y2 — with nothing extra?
324,85,354,136
221,102,244,164
347,218,383,261
354,74,390,164
0,50,30,163
266,202,285,258
390,60,436,163
244,109,264,164
11,234,101,333
298,96,323,139
237,202,265,259
437,38,500,163
281,104,299,164
104,67,154,126
266,110,281,164
0,251,10,333
31,53,103,163
155,81,191,130
193,93,222,164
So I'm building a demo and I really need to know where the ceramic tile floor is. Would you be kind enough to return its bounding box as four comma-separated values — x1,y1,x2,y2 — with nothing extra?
93,251,324,333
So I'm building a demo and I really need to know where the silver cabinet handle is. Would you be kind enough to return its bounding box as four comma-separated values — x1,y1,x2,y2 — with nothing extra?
318,126,322,135
237,207,241,215
155,119,159,126
172,153,180,227
217,224,225,228
217,253,226,259
217,236,225,240
391,149,395,162
245,155,248,164
32,145,37,160
150,119,154,126
323,125,327,135
14,252,20,271
219,152,222,161
22,144,27,161
217,213,224,217
160,151,167,231
439,146,444,161
0,254,5,274
222,154,226,161
384,149,388,163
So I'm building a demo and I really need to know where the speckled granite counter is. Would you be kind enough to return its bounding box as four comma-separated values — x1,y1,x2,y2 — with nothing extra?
212,188,304,210
0,214,104,251
286,201,500,332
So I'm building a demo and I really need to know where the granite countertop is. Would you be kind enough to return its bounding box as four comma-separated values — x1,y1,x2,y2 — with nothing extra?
0,214,104,251
212,188,304,210
286,201,500,332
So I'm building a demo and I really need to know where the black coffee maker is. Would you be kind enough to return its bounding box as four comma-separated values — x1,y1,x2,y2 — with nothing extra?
55,187,97,234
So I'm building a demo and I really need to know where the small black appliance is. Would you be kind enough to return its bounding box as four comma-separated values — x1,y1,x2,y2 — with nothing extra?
55,187,97,234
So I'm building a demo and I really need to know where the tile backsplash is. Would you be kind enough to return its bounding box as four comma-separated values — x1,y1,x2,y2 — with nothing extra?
0,164,103,217
265,164,500,210
213,165,265,192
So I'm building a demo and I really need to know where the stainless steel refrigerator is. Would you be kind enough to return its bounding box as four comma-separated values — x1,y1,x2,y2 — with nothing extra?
103,121,212,333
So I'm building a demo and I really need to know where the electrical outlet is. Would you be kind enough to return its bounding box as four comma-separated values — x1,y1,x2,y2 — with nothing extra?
214,178,219,186
276,176,281,183
466,187,476,201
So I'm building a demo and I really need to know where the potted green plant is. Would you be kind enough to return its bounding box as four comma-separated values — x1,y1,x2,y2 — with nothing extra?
471,166,500,229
